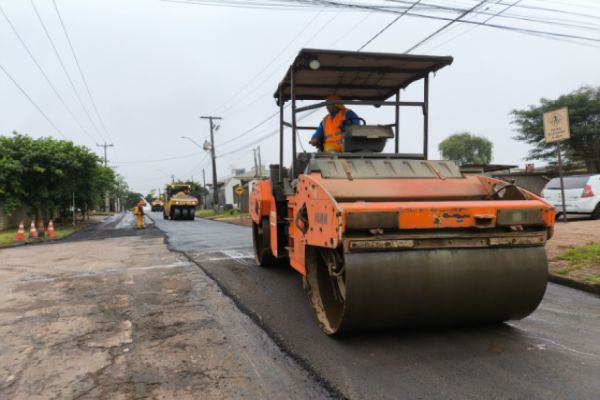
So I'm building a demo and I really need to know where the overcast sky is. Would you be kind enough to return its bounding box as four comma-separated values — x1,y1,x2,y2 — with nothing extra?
2,0,600,195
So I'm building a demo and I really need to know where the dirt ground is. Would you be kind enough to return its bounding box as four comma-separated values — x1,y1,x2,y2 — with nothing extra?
0,233,330,399
546,218,600,288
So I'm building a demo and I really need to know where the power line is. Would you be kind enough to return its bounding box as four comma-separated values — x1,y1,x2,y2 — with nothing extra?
113,152,201,165
357,0,422,51
29,0,106,142
0,4,94,142
52,0,112,142
424,0,521,53
405,1,489,53
213,8,325,116
0,64,67,139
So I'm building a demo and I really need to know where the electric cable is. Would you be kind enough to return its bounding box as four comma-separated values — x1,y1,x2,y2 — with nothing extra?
29,0,106,142
0,64,67,139
1,4,95,142
52,0,112,142
357,0,422,51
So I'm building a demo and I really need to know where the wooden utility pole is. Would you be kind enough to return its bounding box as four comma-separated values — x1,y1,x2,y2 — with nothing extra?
201,116,222,210
97,142,113,212
257,146,262,177
252,148,259,177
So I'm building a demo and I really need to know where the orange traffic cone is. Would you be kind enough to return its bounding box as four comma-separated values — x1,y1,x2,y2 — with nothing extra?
15,221,25,241
38,220,46,238
47,220,55,239
29,220,38,239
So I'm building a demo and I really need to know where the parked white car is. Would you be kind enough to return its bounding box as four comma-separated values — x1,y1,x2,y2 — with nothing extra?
541,174,600,219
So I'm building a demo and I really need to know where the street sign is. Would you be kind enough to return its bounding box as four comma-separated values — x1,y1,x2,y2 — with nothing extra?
543,107,570,143
543,107,570,222
234,186,245,196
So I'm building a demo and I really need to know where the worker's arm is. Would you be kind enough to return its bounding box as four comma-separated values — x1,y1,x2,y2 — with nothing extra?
309,122,324,147
343,110,362,127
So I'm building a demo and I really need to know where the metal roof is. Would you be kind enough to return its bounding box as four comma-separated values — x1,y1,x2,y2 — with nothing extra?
274,48,453,104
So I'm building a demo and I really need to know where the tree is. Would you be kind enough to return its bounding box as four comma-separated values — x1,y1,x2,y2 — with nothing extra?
145,191,156,204
512,86,600,173
438,132,493,165
0,132,120,218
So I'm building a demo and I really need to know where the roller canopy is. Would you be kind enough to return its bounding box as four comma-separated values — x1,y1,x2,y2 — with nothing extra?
275,48,453,104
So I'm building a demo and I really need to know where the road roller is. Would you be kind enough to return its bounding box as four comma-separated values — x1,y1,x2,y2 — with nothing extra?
249,49,555,335
163,183,198,220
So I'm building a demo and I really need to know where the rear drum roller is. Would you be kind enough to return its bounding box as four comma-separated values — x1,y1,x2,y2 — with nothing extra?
252,217,277,267
305,246,548,335
189,207,196,220
181,208,190,220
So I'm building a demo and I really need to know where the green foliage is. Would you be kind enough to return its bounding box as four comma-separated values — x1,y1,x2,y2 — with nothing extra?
438,132,493,165
124,192,144,210
511,86,600,173
0,132,121,217
171,180,208,199
144,191,156,204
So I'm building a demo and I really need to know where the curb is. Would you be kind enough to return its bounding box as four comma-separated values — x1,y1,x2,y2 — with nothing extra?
549,274,600,297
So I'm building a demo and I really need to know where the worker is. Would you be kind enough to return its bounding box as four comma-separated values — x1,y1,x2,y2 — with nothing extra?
309,95,361,152
133,199,145,229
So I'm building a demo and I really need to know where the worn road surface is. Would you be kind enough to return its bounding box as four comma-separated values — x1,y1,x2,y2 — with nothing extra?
0,213,332,400
152,212,600,400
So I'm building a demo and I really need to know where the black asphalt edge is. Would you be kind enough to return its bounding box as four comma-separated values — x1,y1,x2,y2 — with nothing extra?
549,274,600,297
148,215,345,400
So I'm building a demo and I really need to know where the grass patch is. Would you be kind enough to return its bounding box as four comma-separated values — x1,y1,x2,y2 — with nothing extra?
195,209,249,219
195,209,216,218
554,243,600,275
585,274,600,285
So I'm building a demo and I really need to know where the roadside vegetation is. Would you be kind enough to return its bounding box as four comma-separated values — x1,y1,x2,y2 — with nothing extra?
554,243,600,285
0,133,144,223
195,208,248,219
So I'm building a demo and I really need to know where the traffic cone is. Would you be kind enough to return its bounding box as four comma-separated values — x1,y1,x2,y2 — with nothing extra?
38,220,46,238
29,221,38,239
47,219,55,239
15,221,25,241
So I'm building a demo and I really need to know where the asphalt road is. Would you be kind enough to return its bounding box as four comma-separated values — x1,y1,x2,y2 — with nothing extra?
151,212,600,400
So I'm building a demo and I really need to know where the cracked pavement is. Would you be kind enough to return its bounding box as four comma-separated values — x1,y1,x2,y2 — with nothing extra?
0,214,332,399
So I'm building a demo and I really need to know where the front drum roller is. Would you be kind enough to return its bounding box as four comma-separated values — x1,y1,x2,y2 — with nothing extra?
252,217,277,267
305,246,548,335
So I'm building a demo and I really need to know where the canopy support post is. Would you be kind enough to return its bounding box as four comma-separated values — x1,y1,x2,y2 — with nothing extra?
291,66,297,177
423,73,429,160
395,90,400,154
278,87,284,183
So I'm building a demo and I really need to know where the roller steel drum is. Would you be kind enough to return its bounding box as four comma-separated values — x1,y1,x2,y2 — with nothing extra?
306,247,548,335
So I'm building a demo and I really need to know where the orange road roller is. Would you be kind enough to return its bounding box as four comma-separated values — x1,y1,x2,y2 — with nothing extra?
249,49,555,335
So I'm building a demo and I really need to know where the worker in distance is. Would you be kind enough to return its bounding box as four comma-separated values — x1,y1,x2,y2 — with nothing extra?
133,199,146,229
309,95,361,152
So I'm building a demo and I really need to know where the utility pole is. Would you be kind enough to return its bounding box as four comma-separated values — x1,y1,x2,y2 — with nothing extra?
97,142,114,212
202,168,206,209
257,145,262,177
252,148,259,178
201,116,222,210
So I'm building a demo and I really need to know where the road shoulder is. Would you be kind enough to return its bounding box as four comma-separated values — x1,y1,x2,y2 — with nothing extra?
0,220,332,399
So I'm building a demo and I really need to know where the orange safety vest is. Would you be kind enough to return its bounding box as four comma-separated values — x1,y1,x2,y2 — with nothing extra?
323,109,348,152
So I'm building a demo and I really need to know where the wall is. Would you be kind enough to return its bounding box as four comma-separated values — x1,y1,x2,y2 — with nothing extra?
0,203,33,231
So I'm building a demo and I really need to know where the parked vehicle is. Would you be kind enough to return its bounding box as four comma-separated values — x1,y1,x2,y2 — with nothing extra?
542,174,600,219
